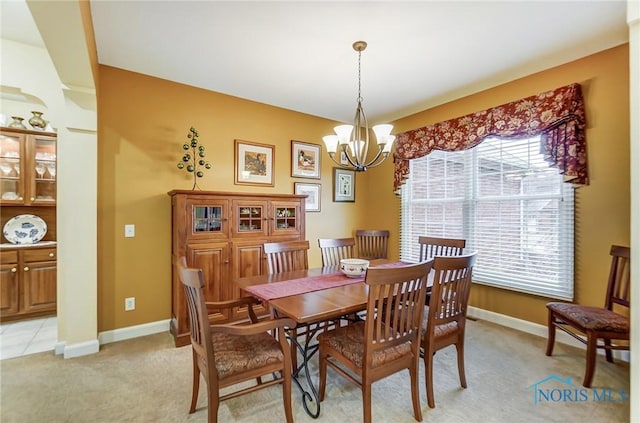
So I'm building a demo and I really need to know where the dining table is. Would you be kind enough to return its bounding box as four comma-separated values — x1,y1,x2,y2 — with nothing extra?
235,259,419,418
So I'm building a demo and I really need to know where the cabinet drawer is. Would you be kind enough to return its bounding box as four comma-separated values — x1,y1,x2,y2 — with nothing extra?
1,250,18,263
23,248,56,262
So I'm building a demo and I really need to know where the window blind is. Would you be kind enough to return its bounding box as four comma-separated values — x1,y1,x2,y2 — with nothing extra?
400,136,574,300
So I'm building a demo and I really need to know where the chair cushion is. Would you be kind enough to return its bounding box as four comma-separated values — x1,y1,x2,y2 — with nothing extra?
212,332,284,380
420,305,460,338
318,322,411,369
547,302,629,333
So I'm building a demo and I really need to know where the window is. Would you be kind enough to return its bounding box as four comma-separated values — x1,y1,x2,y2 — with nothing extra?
400,136,574,300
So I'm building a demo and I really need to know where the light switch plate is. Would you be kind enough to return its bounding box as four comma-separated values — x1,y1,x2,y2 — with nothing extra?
124,224,135,238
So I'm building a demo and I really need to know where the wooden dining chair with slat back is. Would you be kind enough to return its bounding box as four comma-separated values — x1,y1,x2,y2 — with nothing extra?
318,237,355,266
421,252,477,409
177,258,296,423
263,240,310,370
546,245,630,387
263,240,310,274
418,236,466,261
355,229,390,259
418,236,467,305
317,261,433,423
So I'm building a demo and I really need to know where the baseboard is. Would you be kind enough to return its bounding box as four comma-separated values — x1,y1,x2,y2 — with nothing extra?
54,341,66,356
98,319,170,345
63,339,100,359
467,306,630,362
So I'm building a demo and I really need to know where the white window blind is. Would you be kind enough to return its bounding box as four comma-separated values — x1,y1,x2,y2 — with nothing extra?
400,136,574,300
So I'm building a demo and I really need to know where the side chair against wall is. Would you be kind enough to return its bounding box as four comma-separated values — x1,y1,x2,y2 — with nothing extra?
318,237,356,266
263,240,310,370
177,258,296,423
421,252,477,409
263,240,310,274
546,245,630,388
355,229,390,260
417,236,466,261
317,261,434,423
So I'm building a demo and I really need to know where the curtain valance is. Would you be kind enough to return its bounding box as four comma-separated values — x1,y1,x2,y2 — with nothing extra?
393,83,588,191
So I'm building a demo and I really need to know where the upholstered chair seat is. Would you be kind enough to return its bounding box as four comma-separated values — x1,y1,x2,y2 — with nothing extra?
546,303,629,333
211,332,285,380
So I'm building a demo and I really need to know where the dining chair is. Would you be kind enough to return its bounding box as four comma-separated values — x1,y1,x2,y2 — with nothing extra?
317,261,433,423
263,240,311,370
546,245,630,387
318,237,356,266
421,252,477,409
355,229,390,260
263,240,310,274
177,258,296,423
417,236,466,261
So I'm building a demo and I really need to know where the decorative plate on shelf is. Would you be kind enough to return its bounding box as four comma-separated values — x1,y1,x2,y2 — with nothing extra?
3,214,47,245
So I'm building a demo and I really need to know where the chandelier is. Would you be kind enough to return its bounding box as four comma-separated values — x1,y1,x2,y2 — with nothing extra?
322,41,395,172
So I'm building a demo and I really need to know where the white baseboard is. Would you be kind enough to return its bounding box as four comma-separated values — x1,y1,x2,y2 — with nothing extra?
98,319,170,345
467,306,630,362
54,341,66,356
63,339,100,359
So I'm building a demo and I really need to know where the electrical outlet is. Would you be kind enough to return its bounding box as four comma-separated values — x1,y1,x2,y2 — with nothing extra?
124,224,135,238
125,297,135,311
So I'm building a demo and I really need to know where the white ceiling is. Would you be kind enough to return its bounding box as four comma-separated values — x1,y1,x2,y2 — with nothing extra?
2,1,629,124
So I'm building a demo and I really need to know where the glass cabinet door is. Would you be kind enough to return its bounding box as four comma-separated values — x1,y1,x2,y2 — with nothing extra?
0,132,25,203
271,201,301,234
238,206,264,232
31,135,56,204
192,205,224,234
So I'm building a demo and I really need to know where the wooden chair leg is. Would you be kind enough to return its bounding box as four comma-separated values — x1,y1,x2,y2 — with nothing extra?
424,347,436,408
545,310,556,356
410,359,423,422
583,333,597,388
190,350,200,413
207,383,218,423
290,328,298,371
604,339,614,363
282,370,293,423
318,348,327,401
363,380,372,423
456,340,467,389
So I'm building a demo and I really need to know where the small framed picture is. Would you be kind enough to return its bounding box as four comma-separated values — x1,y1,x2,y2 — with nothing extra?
333,167,355,202
340,151,349,165
234,139,275,186
294,182,321,212
291,140,321,179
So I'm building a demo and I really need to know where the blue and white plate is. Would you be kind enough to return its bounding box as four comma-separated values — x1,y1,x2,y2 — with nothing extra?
3,214,47,244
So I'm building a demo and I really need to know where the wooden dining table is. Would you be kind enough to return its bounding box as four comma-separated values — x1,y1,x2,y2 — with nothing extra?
235,259,415,418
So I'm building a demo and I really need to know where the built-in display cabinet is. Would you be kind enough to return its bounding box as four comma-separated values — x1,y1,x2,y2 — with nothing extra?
168,190,307,347
0,128,57,322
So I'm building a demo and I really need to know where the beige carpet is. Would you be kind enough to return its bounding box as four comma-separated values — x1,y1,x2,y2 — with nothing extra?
0,319,629,423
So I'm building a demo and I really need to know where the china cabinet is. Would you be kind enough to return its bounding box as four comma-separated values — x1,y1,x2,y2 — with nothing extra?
0,128,57,322
169,190,306,347
0,129,57,206
0,245,57,320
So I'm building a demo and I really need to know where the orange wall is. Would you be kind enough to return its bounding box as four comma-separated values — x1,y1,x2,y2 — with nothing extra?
370,44,629,325
98,44,629,331
97,66,362,331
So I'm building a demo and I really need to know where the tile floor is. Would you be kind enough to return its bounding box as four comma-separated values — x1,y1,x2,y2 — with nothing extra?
0,316,57,360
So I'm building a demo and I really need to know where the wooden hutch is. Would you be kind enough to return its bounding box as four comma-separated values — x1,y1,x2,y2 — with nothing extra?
168,190,306,347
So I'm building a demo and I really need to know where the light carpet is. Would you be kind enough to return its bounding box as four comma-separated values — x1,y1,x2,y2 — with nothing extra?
0,319,629,422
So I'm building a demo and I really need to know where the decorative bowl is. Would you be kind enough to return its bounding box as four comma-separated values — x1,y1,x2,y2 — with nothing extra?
340,258,370,278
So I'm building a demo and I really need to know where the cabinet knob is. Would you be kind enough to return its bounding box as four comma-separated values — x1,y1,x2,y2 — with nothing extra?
30,197,35,201
11,267,17,273
24,266,30,272
49,253,54,257
224,260,229,264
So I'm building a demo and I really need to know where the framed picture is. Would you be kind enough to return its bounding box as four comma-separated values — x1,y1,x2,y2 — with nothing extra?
294,182,321,212
234,139,275,186
333,167,355,202
291,140,321,179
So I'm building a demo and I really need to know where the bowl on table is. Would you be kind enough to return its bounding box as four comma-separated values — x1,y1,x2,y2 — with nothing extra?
340,258,370,278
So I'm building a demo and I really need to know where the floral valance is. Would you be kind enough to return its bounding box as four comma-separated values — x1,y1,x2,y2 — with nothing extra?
393,83,588,192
